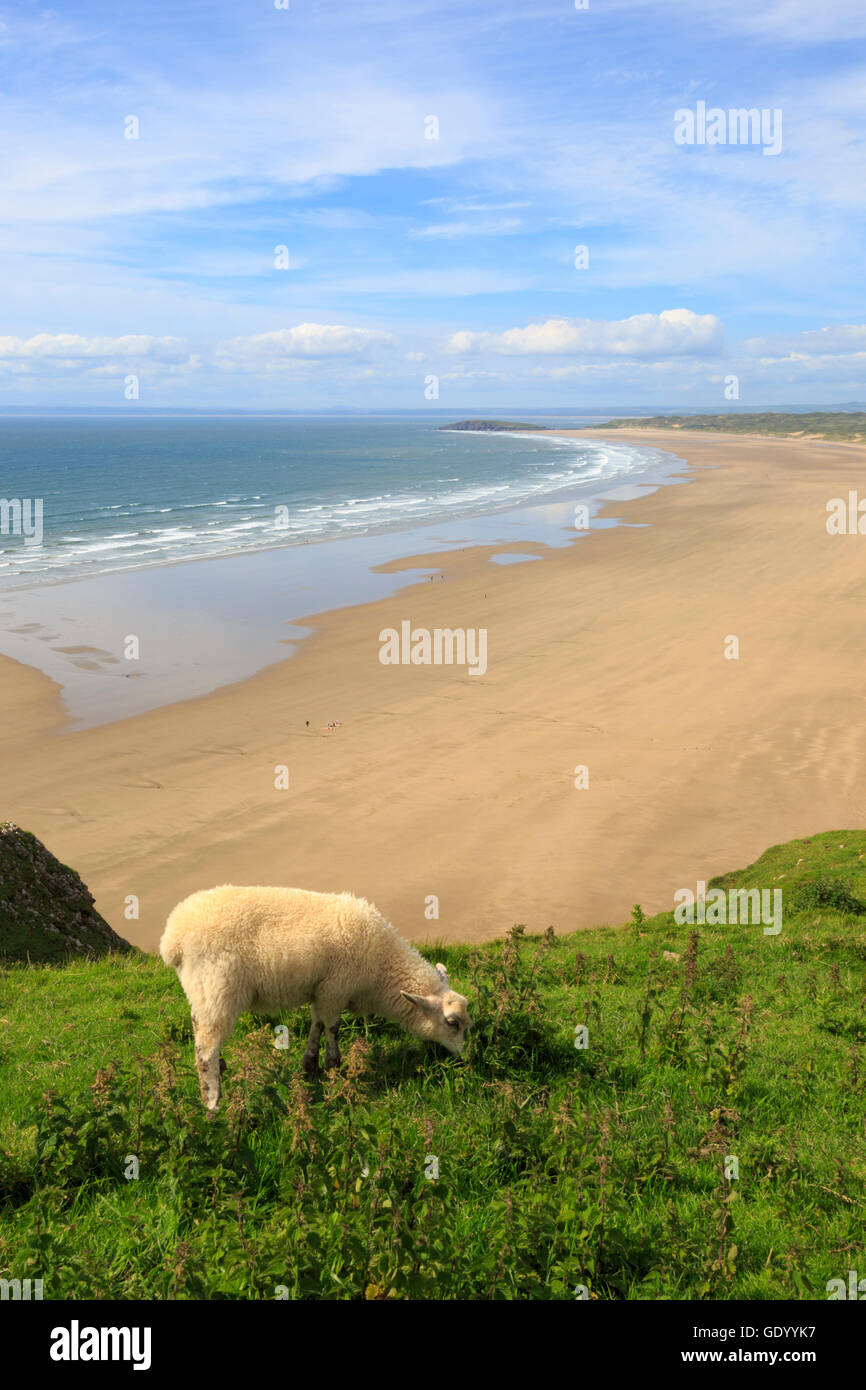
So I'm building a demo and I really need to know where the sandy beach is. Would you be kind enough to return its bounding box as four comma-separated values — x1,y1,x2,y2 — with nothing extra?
3,427,865,951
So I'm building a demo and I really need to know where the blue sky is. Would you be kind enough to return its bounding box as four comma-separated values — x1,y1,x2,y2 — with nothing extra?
0,0,864,407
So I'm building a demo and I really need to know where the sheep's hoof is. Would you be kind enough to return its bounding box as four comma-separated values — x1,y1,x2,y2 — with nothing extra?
301,1054,319,1076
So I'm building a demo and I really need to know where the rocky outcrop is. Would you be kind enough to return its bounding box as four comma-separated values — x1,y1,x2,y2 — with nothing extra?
438,420,546,432
0,822,135,962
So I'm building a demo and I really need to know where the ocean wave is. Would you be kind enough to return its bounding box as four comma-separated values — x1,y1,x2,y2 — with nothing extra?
0,433,680,589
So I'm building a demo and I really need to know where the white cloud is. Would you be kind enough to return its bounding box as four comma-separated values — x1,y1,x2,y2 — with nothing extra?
742,324,866,356
0,80,505,227
411,217,523,239
0,333,189,363
447,309,723,358
719,0,866,41
215,324,397,365
610,0,866,41
419,197,532,212
310,268,535,296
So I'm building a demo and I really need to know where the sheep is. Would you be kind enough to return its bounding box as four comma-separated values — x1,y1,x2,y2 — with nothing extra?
159,885,472,1110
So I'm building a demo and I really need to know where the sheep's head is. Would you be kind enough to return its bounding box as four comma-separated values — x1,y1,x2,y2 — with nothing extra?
401,963,472,1056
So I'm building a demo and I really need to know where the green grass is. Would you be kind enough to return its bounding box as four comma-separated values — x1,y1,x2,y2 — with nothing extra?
1,829,865,1299
591,411,866,441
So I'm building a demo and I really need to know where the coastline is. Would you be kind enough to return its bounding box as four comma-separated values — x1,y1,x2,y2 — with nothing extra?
0,418,670,596
0,433,689,727
3,427,866,950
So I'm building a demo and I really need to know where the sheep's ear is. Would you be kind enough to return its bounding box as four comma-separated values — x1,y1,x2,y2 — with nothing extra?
435,962,450,986
401,990,437,1015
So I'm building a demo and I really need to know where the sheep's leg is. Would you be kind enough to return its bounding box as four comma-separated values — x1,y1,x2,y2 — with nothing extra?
302,1011,324,1075
193,1020,227,1112
324,1016,341,1070
310,988,344,1071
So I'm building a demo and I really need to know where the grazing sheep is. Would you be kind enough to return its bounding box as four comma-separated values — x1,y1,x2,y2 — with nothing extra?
159,885,472,1110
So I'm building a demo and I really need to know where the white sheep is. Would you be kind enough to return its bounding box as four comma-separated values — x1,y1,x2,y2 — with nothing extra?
159,885,472,1110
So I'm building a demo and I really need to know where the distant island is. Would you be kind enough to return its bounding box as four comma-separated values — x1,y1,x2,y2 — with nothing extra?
439,419,546,432
590,411,866,442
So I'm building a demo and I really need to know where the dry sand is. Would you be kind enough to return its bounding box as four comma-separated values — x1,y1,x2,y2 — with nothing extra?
3,428,865,951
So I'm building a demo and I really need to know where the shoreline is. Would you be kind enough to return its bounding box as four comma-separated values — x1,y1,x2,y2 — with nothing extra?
0,435,690,728
3,428,866,951
0,423,667,598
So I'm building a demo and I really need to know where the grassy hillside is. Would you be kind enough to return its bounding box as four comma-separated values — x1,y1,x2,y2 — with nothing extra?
592,411,866,442
1,830,864,1300
0,822,136,963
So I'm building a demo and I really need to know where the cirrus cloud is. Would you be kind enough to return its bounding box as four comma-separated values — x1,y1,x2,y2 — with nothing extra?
410,217,523,239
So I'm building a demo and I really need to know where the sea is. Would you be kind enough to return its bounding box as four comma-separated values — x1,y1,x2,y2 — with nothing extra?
0,413,680,589
0,412,690,725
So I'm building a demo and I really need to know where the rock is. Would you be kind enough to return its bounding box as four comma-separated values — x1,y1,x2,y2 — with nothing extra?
437,419,546,433
0,822,136,963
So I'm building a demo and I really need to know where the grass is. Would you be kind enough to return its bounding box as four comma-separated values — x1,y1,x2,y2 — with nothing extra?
1,829,865,1300
590,411,866,442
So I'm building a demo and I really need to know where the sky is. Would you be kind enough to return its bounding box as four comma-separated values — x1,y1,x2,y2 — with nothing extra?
0,0,864,409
